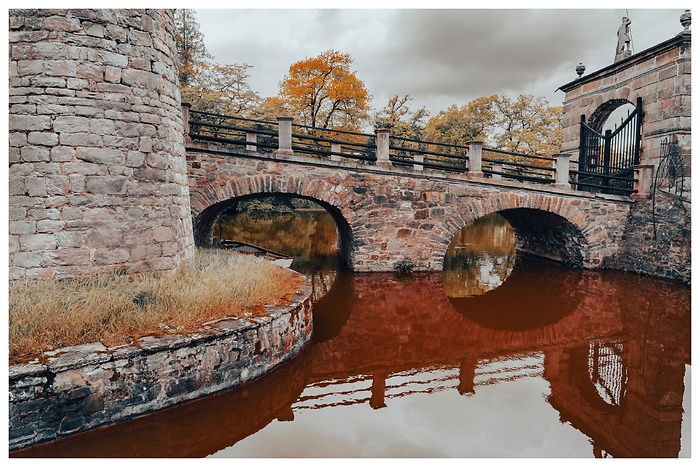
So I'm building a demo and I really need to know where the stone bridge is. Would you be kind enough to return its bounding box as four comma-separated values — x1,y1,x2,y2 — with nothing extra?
8,8,690,281
186,140,635,272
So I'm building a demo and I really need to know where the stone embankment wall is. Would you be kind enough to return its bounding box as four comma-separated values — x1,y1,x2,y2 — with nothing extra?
9,9,194,279
611,191,691,283
9,275,313,452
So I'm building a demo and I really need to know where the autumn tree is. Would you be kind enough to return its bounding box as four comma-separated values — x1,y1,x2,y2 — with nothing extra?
425,94,561,159
246,96,288,123
491,94,562,157
181,63,261,116
425,97,497,148
278,50,371,132
174,9,211,87
374,95,428,141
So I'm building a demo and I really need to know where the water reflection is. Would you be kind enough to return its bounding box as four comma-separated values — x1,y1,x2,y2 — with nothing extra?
13,208,691,458
443,213,516,298
450,257,584,330
214,208,339,302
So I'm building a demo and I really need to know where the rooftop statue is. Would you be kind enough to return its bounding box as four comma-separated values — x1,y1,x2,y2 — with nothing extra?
615,16,633,62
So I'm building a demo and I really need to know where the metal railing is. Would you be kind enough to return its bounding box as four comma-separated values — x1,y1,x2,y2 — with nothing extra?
184,106,648,197
655,138,688,199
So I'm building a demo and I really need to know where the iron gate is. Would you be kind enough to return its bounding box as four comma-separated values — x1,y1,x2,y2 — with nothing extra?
578,97,642,195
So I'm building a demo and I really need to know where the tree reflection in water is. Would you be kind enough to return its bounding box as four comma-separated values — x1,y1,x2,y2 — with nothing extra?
443,213,517,298
214,203,339,303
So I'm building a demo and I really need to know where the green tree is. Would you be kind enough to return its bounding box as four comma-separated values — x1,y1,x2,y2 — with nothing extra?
278,50,371,132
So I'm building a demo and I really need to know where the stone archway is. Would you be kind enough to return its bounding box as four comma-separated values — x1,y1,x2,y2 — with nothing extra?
498,208,589,267
558,29,690,168
588,98,633,132
191,176,355,269
439,192,593,270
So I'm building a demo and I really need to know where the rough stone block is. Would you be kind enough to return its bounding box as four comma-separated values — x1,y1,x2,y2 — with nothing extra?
42,15,81,32
76,147,125,165
76,62,105,81
86,176,126,194
19,233,57,252
17,60,44,76
20,146,51,163
104,66,121,83
89,118,116,135
27,132,59,147
24,177,48,197
12,251,44,268
44,59,77,78
10,114,52,131
55,231,84,248
44,248,91,266
84,228,121,248
53,115,90,133
93,248,130,265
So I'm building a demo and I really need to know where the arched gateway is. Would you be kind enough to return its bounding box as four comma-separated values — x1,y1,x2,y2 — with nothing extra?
186,143,632,272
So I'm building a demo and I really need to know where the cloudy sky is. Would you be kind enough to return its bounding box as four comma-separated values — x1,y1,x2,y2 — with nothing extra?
190,3,688,118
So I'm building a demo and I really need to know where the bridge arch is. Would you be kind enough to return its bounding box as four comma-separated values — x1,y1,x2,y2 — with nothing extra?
190,175,355,269
440,192,591,269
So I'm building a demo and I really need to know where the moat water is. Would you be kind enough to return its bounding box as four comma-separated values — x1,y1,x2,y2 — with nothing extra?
16,209,691,458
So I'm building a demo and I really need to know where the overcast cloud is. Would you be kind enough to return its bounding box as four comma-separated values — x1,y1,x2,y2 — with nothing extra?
194,7,686,117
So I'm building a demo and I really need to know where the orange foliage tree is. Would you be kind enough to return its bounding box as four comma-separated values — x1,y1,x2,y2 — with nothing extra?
278,50,371,132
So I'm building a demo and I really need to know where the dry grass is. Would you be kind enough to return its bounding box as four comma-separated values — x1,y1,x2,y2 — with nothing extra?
9,249,303,363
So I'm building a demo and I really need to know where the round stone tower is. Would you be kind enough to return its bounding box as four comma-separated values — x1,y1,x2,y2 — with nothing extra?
9,9,195,279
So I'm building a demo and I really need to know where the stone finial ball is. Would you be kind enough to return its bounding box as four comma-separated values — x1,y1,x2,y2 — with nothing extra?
680,10,691,31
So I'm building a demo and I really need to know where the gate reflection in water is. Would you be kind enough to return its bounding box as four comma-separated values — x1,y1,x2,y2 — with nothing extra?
14,209,690,458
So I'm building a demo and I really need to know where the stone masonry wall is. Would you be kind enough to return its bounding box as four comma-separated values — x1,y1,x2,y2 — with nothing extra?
611,190,691,283
9,273,313,451
9,9,194,279
559,32,691,170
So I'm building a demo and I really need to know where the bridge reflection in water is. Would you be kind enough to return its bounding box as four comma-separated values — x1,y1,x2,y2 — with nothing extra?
14,210,690,458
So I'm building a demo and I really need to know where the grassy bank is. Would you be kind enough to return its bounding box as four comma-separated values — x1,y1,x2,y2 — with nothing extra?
9,249,302,363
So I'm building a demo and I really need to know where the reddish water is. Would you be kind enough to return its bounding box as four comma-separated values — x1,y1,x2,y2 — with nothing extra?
13,211,691,458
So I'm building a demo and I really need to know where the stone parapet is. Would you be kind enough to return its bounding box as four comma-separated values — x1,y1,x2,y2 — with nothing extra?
8,272,313,451
9,9,194,279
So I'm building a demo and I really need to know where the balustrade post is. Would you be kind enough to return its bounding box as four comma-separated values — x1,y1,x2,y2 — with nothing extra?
553,154,572,189
491,163,502,181
632,165,654,199
375,128,391,167
181,102,191,143
246,132,258,152
331,142,342,162
467,141,483,177
276,116,294,155
413,153,424,171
